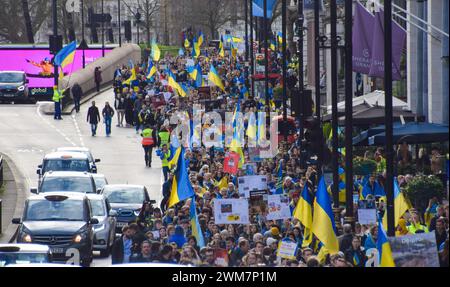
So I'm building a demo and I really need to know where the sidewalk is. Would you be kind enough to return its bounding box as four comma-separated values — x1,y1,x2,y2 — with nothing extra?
0,154,26,243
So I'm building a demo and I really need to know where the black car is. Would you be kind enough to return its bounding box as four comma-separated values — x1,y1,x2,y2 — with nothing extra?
0,71,30,103
101,185,152,233
12,192,99,267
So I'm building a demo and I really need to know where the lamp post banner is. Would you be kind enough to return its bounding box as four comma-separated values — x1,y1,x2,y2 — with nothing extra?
352,1,375,75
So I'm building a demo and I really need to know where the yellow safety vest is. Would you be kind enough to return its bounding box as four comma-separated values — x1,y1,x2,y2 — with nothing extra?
161,150,171,167
52,88,63,102
159,131,170,147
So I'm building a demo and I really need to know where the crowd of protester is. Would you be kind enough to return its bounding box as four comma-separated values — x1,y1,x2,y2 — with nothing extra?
108,39,449,267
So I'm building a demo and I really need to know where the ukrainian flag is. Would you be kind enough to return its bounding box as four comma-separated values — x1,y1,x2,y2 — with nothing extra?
167,69,187,97
190,197,206,248
151,40,161,62
146,59,157,79
198,31,204,47
311,176,339,254
229,100,245,168
54,41,77,68
377,219,395,267
215,176,228,190
208,64,225,91
123,60,136,86
192,36,201,58
187,64,204,88
168,147,195,207
184,35,191,49
270,39,276,51
293,183,314,247
219,37,225,57
246,112,257,143
382,178,411,231
277,32,283,45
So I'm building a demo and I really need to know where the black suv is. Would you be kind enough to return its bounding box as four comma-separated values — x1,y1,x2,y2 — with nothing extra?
12,192,98,267
0,71,30,103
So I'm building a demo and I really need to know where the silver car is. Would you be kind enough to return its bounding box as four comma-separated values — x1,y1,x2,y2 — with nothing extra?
86,194,117,257
92,174,108,192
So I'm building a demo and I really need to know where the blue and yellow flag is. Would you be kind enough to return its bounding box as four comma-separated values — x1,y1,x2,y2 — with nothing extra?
167,69,187,97
168,147,195,207
246,112,257,142
382,178,411,231
294,183,314,247
377,219,395,267
208,64,225,91
311,176,339,254
192,36,201,58
54,41,77,68
123,60,137,86
198,31,204,47
219,37,225,57
151,40,161,62
146,59,157,80
187,64,204,88
190,197,206,248
277,32,283,45
229,100,245,168
184,36,191,49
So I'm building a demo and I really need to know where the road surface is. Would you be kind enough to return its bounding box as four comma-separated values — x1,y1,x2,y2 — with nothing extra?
0,89,164,266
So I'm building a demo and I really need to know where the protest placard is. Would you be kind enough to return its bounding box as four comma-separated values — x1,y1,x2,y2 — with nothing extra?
266,194,291,220
276,239,298,260
388,231,440,267
214,199,249,225
214,248,229,267
238,175,268,198
357,209,377,225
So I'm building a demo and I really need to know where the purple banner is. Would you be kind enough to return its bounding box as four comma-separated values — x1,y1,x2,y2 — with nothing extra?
352,2,375,75
368,10,406,80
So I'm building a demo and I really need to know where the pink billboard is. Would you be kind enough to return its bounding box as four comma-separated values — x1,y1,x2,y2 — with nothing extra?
0,48,111,95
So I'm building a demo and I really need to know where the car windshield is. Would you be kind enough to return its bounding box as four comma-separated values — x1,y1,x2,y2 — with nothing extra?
40,177,93,193
25,199,85,221
59,150,94,162
94,178,107,190
0,253,49,266
0,73,23,83
90,200,106,217
43,159,90,173
103,187,144,204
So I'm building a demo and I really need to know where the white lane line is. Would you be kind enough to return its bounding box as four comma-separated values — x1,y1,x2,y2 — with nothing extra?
72,114,85,147
36,103,77,147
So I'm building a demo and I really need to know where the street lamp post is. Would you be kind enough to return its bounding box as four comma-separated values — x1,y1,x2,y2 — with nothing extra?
250,0,255,98
101,0,105,57
118,0,122,47
263,0,270,125
245,0,249,62
81,0,86,68
330,0,340,216
282,0,288,142
384,0,395,237
344,0,354,227
52,0,59,87
297,0,304,142
314,0,323,175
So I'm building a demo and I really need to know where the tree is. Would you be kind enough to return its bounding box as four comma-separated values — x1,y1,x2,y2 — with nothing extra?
0,0,49,43
22,0,35,43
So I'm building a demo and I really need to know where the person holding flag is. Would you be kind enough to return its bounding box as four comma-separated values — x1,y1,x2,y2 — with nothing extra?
53,40,77,80
293,182,314,248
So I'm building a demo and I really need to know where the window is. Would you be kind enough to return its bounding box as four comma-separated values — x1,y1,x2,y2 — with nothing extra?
43,159,90,173
25,200,85,221
40,177,93,193
103,187,145,204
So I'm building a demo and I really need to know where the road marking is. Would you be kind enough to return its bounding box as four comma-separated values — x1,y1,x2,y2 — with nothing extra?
72,115,85,147
36,103,77,147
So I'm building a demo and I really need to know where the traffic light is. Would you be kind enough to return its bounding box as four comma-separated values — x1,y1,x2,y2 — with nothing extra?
290,88,313,118
124,21,132,41
49,35,63,55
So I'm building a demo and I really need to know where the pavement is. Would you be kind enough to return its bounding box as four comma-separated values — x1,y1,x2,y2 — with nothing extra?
0,88,164,266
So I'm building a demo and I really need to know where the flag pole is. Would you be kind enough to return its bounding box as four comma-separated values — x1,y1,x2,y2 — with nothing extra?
344,0,354,228
282,0,288,142
263,0,270,126
384,0,395,237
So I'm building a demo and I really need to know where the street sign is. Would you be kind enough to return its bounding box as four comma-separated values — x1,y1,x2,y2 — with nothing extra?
66,0,81,13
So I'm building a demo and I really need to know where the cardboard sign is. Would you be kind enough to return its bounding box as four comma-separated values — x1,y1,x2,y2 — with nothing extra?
214,199,249,225
223,152,239,175
388,231,440,267
276,239,297,260
255,53,265,73
238,175,268,198
357,209,377,225
266,194,291,220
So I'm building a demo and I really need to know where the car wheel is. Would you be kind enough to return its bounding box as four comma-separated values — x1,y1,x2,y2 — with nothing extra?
81,259,91,267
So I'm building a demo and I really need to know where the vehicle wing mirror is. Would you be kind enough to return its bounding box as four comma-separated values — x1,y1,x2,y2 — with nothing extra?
36,169,41,175
96,188,102,194
12,218,21,224
30,188,38,194
90,218,99,225
109,210,118,217
95,159,101,163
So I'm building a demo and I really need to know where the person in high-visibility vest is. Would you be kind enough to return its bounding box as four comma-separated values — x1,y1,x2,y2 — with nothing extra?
159,144,171,181
407,212,430,234
158,126,171,148
52,85,66,120
140,125,158,167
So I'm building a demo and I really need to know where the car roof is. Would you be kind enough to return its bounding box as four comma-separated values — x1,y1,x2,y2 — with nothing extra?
28,192,88,201
43,152,89,160
56,147,91,153
43,171,92,178
102,184,145,190
85,194,106,201
91,173,106,178
0,244,49,253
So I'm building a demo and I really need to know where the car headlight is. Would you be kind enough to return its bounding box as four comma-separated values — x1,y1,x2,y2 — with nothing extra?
17,85,25,91
73,233,87,243
22,233,32,243
94,224,106,232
